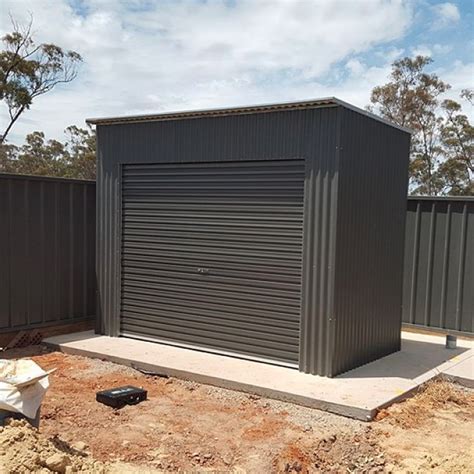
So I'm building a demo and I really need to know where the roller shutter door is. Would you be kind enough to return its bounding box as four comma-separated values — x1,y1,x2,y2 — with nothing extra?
120,160,305,365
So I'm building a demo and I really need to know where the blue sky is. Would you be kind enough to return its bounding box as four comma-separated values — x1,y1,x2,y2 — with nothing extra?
0,0,473,144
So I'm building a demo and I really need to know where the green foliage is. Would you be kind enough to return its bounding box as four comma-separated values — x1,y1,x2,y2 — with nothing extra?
61,126,96,179
368,56,473,196
0,15,91,179
0,126,96,180
438,98,474,195
0,15,82,143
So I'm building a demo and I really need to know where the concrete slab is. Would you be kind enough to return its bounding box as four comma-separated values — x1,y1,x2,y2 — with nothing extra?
44,331,473,421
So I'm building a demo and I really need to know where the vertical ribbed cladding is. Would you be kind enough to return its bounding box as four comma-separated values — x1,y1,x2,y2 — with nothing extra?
0,177,11,328
299,107,339,375
95,128,120,335
0,174,96,332
402,197,474,334
331,109,411,376
96,106,340,374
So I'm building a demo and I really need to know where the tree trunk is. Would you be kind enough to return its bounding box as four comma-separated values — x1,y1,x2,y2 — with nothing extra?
1,107,25,144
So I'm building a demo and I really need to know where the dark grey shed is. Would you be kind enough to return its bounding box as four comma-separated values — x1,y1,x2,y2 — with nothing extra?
87,97,411,377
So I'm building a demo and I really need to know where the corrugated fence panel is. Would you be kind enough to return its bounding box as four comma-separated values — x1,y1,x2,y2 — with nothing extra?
402,197,474,335
0,174,96,332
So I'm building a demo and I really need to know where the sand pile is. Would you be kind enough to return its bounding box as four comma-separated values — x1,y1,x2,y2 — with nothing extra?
376,377,474,428
0,419,108,473
273,427,389,473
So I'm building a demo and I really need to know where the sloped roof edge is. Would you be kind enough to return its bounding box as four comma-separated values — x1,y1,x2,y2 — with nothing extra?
86,96,411,134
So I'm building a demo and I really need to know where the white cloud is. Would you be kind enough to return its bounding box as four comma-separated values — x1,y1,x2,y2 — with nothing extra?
410,42,454,60
437,61,474,121
0,0,414,143
433,43,453,55
432,2,461,28
375,47,405,62
332,62,395,107
411,44,433,57
439,61,474,92
345,58,366,76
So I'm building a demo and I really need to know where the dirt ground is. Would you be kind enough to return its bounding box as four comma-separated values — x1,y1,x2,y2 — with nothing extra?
1,345,473,473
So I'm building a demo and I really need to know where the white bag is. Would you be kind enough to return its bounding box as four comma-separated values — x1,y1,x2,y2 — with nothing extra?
0,359,52,419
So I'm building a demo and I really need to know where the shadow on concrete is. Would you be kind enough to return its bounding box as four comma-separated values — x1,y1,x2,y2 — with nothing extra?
337,339,470,380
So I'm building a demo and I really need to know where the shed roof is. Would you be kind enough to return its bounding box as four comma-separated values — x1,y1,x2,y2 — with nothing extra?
86,96,411,134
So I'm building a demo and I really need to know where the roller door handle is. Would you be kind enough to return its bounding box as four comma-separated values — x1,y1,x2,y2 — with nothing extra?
197,268,210,274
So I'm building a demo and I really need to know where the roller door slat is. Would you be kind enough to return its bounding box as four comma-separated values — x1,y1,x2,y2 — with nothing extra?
123,258,301,281
123,248,302,269
121,325,299,361
123,242,301,261
122,284,300,314
123,272,301,300
121,310,299,343
121,299,299,328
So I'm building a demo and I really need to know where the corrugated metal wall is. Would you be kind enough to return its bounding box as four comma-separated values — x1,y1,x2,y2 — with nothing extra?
96,106,341,375
332,108,411,375
402,197,474,335
0,174,96,332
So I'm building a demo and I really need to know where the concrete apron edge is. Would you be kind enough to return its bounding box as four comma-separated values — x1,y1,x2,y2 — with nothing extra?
45,341,374,421
440,354,474,388
412,351,473,386
369,355,474,412
442,373,474,389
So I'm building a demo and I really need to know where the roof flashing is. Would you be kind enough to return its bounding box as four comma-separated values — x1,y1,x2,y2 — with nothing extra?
86,97,411,134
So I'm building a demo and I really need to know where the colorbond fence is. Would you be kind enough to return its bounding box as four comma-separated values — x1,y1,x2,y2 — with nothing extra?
0,174,96,333
402,197,474,335
1,175,472,337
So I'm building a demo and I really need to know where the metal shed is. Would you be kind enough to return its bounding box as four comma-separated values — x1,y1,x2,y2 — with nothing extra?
87,97,411,377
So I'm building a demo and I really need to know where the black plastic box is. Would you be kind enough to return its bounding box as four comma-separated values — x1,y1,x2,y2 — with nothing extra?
96,385,147,408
